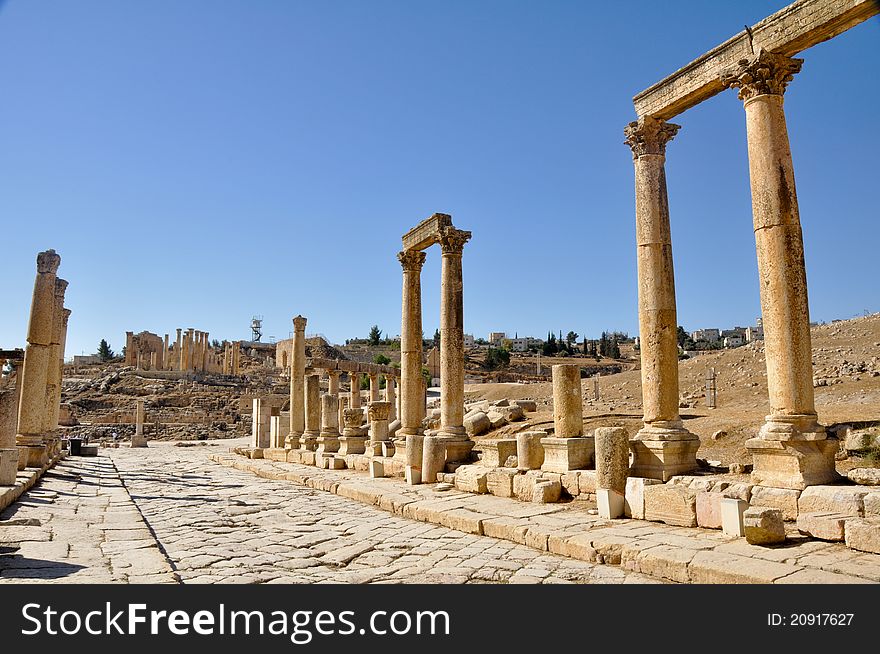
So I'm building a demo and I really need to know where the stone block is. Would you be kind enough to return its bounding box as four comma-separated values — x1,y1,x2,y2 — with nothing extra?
644,484,697,527
421,436,446,484
844,429,878,453
796,512,848,542
381,442,395,458
516,431,546,470
454,465,489,494
532,480,561,504
750,485,801,521
327,456,345,470
560,471,582,497
495,404,525,422
746,437,839,490
0,449,19,486
798,485,869,517
300,451,316,466
337,436,367,456
369,459,384,479
624,477,662,519
595,427,629,493
486,411,508,430
486,468,516,498
722,482,753,502
598,488,625,519
743,507,786,545
540,436,594,473
864,493,880,517
578,470,598,495
513,400,537,412
847,468,880,486
513,471,544,502
696,491,724,529
405,466,421,486
844,518,880,554
721,498,749,537
464,412,491,437
479,439,517,468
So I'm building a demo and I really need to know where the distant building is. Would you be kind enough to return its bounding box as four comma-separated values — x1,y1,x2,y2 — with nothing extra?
463,334,475,347
510,338,529,352
73,355,102,366
692,328,720,343
488,332,506,346
746,318,764,342
723,335,744,348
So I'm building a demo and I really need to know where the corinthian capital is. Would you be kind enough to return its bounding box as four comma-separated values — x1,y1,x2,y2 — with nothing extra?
292,315,307,332
624,116,680,158
397,249,427,272
37,249,61,274
721,49,803,102
438,228,471,255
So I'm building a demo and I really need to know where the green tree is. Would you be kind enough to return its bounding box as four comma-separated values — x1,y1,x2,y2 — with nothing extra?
368,325,382,346
677,326,695,350
599,332,609,357
374,354,391,365
485,347,510,370
566,331,579,346
609,336,621,359
433,329,441,347
98,339,114,362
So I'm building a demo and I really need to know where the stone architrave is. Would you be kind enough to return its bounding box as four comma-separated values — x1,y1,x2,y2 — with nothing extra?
721,50,836,490
286,315,307,448
16,250,61,468
384,375,397,421
300,374,321,451
541,364,594,472
436,227,473,463
624,116,699,481
316,393,340,454
132,400,147,447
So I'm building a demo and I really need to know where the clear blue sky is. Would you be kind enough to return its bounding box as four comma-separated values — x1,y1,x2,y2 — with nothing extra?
1,1,877,358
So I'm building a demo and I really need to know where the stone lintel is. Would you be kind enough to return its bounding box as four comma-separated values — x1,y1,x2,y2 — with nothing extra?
401,213,453,251
633,0,878,119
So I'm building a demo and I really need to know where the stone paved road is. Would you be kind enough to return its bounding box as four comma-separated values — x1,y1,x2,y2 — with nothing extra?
1,442,660,584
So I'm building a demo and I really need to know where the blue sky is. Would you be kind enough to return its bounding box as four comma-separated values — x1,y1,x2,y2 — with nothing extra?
1,1,877,358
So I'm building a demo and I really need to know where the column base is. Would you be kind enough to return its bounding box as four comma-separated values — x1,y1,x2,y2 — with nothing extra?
436,430,474,464
745,436,839,490
285,432,303,450
16,446,29,471
337,436,367,456
539,437,594,473
316,433,340,454
131,434,148,448
0,448,20,485
392,438,409,463
758,414,825,440
629,424,700,481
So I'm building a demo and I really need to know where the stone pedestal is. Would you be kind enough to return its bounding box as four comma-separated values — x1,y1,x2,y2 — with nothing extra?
540,437,593,473
315,393,339,454
286,316,307,448
721,51,835,490
338,407,367,455
0,449,19,485
479,439,517,468
368,401,391,445
629,429,700,482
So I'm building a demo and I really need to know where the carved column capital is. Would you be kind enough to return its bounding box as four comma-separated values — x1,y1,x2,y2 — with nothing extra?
438,228,471,256
37,249,61,274
292,315,307,332
721,49,803,102
398,249,426,272
624,116,680,158
54,278,68,298
368,401,391,421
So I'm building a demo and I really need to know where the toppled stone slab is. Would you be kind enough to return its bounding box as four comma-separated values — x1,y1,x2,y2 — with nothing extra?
796,512,849,542
844,518,880,555
532,480,561,504
744,507,785,545
750,486,801,521
464,412,491,437
847,468,880,486
513,400,537,412
644,484,697,527
453,465,488,494
798,485,869,517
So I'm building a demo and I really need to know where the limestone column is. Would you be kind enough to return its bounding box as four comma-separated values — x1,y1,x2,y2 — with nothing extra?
301,373,321,451
541,364,594,472
316,393,340,454
202,332,210,372
624,116,698,480
384,375,397,421
1,358,23,481
132,399,147,447
16,250,61,467
349,372,361,409
44,278,67,438
175,328,183,371
149,352,157,371
368,373,380,403
436,227,472,463
337,394,347,434
232,341,241,375
368,401,391,445
398,250,426,437
125,331,134,366
163,334,170,370
722,50,834,489
328,370,341,395
52,308,71,432
286,315,307,448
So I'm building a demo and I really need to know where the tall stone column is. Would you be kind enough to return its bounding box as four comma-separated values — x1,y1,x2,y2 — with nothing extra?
349,372,361,409
1,358,23,482
384,375,397,421
398,250,426,437
125,331,134,366
202,332,210,372
163,334,170,370
52,308,71,432
328,370,341,395
175,328,182,371
286,315,307,448
722,50,835,489
232,341,240,375
368,373,380,403
624,116,698,481
16,250,61,467
301,373,321,451
437,227,472,463
132,399,147,447
44,279,67,440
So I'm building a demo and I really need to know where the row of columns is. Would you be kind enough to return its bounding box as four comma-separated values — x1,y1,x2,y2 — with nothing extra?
13,250,71,469
626,50,834,489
